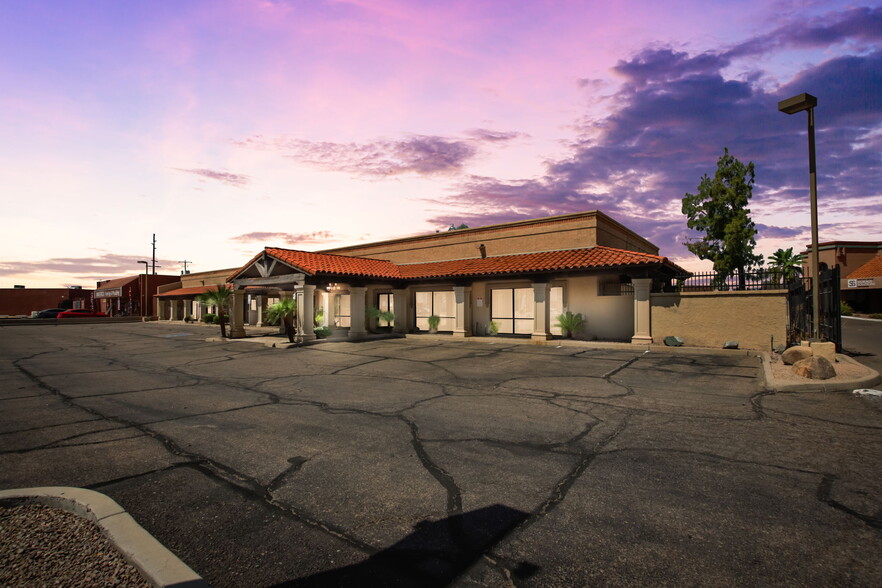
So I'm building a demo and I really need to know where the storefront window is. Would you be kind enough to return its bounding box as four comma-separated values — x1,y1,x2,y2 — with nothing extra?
491,286,564,335
335,294,351,327
377,293,394,327
415,291,455,331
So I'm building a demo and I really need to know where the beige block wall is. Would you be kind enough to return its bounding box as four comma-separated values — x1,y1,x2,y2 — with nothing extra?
651,291,787,351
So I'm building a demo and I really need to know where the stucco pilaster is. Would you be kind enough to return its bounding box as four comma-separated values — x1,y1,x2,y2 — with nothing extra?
531,282,551,341
392,288,407,333
453,286,472,337
230,289,247,338
298,284,316,341
631,278,653,344
349,286,367,339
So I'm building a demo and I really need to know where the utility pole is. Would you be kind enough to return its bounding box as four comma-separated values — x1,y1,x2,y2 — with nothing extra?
151,234,157,275
179,260,193,275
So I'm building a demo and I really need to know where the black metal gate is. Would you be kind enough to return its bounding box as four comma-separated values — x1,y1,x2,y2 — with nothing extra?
787,266,841,349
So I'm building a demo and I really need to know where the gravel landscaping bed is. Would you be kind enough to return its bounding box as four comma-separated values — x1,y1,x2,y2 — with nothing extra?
0,502,149,587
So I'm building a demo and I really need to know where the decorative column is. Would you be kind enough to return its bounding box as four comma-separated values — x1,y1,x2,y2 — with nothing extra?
170,300,180,321
257,295,268,326
326,291,337,329
453,286,472,337
297,284,316,341
631,278,653,344
392,288,408,333
531,282,551,342
230,289,247,338
348,286,367,339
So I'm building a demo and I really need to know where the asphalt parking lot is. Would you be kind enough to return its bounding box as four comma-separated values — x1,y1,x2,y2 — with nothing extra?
2,322,881,587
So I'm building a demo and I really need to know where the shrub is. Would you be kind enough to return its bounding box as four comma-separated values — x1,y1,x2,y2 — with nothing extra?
556,311,585,338
202,313,216,324
488,321,499,336
314,326,332,339
840,301,854,316
427,315,441,331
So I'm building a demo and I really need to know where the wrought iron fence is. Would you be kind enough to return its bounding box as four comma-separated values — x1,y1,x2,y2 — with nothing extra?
669,270,791,292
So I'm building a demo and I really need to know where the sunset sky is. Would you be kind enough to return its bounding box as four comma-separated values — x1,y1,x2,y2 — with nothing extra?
2,0,880,288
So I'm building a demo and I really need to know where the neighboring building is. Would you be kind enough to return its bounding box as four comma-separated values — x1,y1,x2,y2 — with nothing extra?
801,241,882,313
155,268,239,321
225,211,685,343
0,286,94,316
96,275,180,317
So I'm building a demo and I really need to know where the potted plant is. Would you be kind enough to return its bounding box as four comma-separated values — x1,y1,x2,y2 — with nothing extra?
555,311,584,339
427,315,441,333
488,321,499,336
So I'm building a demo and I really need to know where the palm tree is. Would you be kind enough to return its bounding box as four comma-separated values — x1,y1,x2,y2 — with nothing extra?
197,285,234,338
767,248,802,285
555,311,585,338
266,297,297,343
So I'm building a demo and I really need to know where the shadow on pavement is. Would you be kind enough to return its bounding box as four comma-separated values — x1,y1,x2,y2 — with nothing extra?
274,504,536,587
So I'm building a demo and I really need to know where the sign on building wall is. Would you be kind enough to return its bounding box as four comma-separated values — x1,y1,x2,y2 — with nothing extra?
95,287,123,298
847,278,876,288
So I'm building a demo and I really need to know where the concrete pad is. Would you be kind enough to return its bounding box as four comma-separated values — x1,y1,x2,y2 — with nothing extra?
39,370,198,398
149,404,448,547
490,451,882,586
100,466,369,587
405,394,593,446
256,374,445,413
0,395,102,434
0,435,188,488
73,383,274,424
0,419,125,453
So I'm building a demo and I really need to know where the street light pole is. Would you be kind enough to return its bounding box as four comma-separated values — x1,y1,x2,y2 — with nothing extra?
138,260,149,318
778,93,821,340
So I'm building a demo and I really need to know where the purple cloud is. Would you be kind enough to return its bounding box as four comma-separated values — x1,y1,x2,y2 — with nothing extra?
0,254,179,282
229,231,334,245
238,134,478,177
464,128,525,142
427,8,882,260
174,168,250,186
729,6,882,58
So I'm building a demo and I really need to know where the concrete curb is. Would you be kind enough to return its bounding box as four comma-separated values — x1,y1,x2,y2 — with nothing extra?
0,487,207,588
761,352,882,393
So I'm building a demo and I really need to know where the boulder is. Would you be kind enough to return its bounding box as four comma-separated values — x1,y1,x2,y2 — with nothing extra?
781,345,812,365
663,336,684,347
793,356,837,380
723,341,739,349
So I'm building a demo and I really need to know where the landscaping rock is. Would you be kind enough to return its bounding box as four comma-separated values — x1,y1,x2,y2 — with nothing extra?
810,341,837,363
723,341,739,349
793,356,836,380
781,345,812,365
663,336,684,347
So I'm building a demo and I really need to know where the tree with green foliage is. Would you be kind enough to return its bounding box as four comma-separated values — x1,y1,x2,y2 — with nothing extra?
766,247,802,285
196,285,233,338
682,148,763,290
266,297,297,343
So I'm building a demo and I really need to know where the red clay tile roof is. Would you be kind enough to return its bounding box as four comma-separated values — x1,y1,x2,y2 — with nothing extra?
264,248,401,279
155,285,228,298
247,245,682,281
398,247,681,278
848,256,882,279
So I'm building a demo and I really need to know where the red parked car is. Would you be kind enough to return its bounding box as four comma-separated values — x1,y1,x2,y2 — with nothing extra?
56,309,107,318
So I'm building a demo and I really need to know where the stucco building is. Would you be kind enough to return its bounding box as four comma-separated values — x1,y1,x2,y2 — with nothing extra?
226,211,685,343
